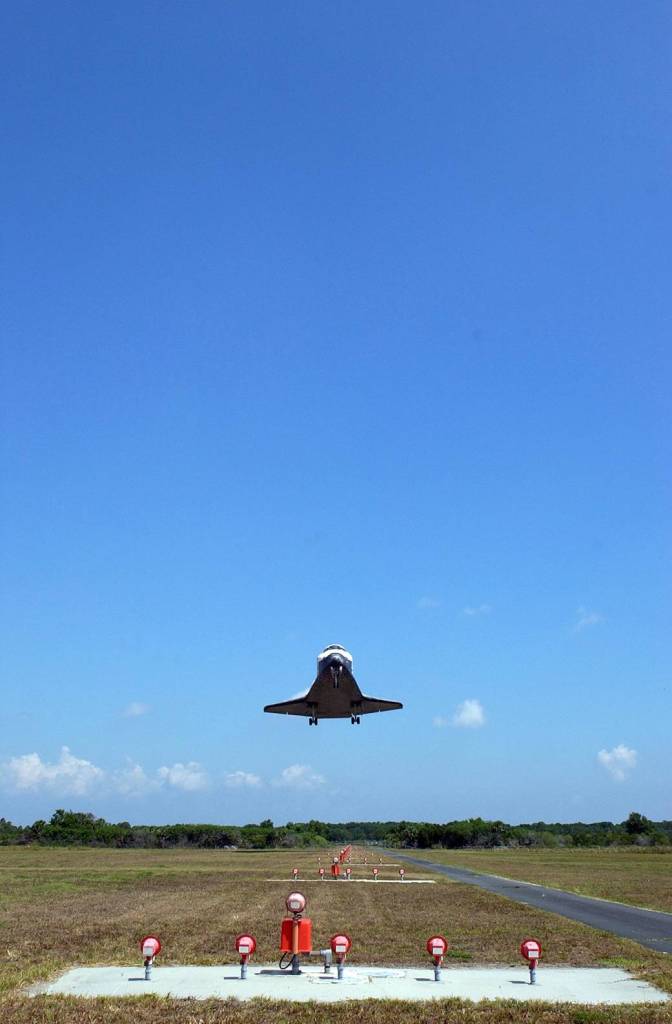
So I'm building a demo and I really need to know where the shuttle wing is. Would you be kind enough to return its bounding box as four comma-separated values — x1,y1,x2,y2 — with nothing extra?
359,695,403,714
264,694,402,717
264,697,311,716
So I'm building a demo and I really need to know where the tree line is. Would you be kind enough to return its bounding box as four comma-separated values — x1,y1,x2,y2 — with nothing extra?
1,810,670,849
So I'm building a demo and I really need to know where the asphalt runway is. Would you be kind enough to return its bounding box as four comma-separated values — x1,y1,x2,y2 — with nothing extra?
392,852,672,954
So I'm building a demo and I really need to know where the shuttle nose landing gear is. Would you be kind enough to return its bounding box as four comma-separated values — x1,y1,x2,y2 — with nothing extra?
330,664,342,688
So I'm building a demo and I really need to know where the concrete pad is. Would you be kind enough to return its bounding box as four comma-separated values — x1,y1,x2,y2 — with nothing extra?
31,964,669,1004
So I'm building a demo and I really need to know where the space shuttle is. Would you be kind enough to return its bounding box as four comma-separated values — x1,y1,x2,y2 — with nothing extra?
264,644,403,725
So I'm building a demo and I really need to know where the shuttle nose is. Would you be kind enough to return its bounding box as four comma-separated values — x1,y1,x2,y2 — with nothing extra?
317,645,353,674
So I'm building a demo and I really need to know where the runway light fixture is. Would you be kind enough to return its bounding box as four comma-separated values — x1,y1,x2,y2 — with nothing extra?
286,891,306,915
281,891,311,975
426,935,448,981
520,937,542,984
235,933,257,980
140,935,161,981
330,932,352,980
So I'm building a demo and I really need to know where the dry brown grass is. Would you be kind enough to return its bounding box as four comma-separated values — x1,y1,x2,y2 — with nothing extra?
1,845,671,1024
2,997,672,1024
412,848,672,913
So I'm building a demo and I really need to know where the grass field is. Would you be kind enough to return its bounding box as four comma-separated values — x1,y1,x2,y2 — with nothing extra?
412,847,672,913
1,845,671,1023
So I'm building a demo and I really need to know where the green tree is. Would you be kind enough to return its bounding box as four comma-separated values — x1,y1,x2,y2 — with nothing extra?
624,812,652,836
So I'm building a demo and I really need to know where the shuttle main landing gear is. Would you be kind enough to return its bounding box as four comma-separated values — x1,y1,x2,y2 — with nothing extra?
350,714,361,725
309,715,319,726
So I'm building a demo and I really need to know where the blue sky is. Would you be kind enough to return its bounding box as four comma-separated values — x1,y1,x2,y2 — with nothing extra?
1,1,670,826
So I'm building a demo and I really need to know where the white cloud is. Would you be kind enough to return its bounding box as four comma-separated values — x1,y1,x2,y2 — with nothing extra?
432,715,449,728
113,762,160,797
417,596,441,610
598,744,637,782
1,749,212,796
157,761,209,791
117,760,211,795
463,604,492,617
273,763,325,790
1,746,104,795
224,770,262,789
122,701,150,718
452,699,485,728
574,607,605,632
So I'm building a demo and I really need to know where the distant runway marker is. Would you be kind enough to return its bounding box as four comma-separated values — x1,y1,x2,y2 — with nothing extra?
264,878,436,885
